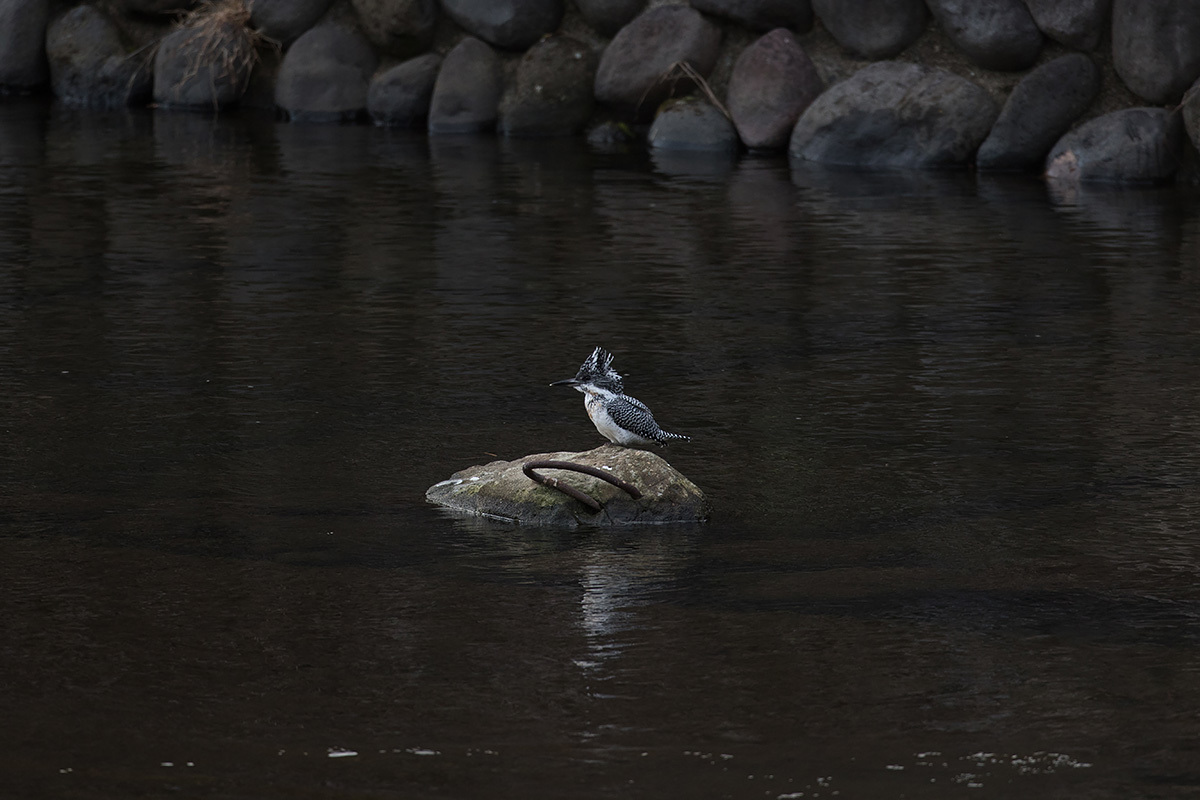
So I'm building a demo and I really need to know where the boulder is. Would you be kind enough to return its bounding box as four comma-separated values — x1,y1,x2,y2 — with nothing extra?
275,23,377,121
153,16,256,109
689,0,813,33
499,35,597,137
789,61,998,169
1182,76,1200,152
248,0,334,46
117,0,196,15
350,0,437,58
726,28,823,151
440,0,563,50
1045,107,1184,184
428,36,502,134
925,0,1042,71
46,5,152,108
426,444,709,526
648,97,738,151
576,0,646,37
0,0,50,90
977,53,1101,172
368,52,441,126
594,5,722,121
1024,0,1110,51
1112,0,1200,104
812,0,927,59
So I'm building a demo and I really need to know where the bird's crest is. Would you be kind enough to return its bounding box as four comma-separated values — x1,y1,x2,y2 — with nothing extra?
576,346,624,393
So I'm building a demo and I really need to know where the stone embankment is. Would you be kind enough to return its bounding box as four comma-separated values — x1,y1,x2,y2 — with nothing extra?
4,0,1200,184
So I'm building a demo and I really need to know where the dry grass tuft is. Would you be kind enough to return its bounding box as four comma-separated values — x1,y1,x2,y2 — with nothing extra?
171,0,274,109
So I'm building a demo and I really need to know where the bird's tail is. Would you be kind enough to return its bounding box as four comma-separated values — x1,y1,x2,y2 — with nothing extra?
658,431,691,445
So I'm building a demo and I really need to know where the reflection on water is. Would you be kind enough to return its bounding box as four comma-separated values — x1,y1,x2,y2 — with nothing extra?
3,97,1200,798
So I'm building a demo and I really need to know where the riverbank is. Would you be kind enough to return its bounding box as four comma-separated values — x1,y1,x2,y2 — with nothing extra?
3,0,1199,183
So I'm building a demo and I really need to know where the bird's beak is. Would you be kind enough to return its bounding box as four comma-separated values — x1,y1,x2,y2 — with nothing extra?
550,378,581,387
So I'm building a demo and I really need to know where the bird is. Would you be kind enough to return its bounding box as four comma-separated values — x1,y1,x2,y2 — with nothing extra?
551,346,691,447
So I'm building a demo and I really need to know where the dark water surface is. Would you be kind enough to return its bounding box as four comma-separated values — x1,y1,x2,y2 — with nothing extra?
3,98,1200,798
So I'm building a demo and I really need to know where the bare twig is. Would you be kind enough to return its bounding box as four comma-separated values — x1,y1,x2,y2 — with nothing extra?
637,60,731,120
673,61,731,120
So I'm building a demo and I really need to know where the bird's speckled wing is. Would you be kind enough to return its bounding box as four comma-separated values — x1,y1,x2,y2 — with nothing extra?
610,394,689,443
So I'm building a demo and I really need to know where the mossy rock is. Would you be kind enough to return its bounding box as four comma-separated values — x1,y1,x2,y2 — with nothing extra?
426,444,709,526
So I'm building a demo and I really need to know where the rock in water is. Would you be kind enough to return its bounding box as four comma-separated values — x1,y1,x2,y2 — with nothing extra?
426,445,709,526
593,5,722,121
275,23,377,122
369,52,441,126
789,61,997,169
428,36,501,134
46,5,152,108
977,53,1100,172
0,0,50,90
648,97,739,152
498,35,597,137
154,20,256,109
726,27,823,151
1045,107,1183,185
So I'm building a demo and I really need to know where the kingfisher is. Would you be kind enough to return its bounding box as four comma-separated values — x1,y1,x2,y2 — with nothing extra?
551,346,691,447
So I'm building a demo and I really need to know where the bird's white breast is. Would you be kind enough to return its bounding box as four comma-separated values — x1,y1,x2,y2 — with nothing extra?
584,392,653,446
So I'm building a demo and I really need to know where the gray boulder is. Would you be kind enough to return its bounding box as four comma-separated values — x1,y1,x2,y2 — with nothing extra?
727,28,823,151
0,0,50,90
789,61,998,169
46,5,151,108
117,0,196,14
499,35,597,137
350,0,437,58
276,23,377,121
1112,0,1200,104
1182,77,1200,152
689,0,813,33
978,53,1101,172
576,0,646,37
368,52,441,126
926,0,1042,70
594,5,722,121
426,444,709,526
812,0,926,60
648,97,738,151
428,36,502,134
440,0,563,50
1045,107,1183,184
154,19,256,109
1024,0,1110,51
248,0,334,46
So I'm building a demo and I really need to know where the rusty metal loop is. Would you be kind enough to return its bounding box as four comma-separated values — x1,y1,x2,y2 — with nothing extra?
522,460,643,512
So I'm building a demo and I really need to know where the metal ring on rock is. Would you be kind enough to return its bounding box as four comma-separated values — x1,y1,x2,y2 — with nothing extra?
522,460,643,512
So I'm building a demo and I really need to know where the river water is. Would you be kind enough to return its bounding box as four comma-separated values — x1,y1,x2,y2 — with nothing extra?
2,97,1199,798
